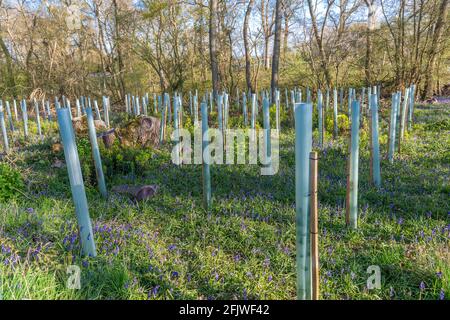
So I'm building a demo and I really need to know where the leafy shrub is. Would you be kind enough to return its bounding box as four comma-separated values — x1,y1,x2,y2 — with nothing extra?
325,113,350,133
0,163,25,202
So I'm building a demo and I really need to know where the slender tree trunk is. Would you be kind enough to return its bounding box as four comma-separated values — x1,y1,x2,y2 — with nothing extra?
271,0,282,103
283,15,289,60
0,35,16,96
306,0,332,88
209,0,220,98
364,0,376,86
112,0,126,101
423,0,448,99
244,0,254,93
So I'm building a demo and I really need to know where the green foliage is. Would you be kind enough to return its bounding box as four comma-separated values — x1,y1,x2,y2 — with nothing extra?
325,113,350,133
0,163,25,202
424,118,450,131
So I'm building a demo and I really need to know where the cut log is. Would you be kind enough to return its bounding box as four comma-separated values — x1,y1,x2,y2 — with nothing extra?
72,116,107,136
116,116,161,148
98,128,116,149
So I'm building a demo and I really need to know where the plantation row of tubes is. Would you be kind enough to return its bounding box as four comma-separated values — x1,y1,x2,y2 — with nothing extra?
0,83,417,300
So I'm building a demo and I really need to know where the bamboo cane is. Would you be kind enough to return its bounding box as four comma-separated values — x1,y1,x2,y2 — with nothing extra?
309,151,319,300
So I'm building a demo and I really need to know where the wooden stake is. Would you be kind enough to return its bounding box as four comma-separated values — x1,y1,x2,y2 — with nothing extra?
309,151,319,300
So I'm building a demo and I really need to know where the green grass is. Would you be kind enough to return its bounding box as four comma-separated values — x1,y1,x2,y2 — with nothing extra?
0,103,448,300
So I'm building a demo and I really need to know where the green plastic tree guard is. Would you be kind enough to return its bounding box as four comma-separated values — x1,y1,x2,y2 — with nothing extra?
243,92,248,126
86,107,108,199
408,85,415,130
21,99,29,139
34,99,42,139
46,101,52,121
194,93,199,125
262,97,271,164
348,100,360,229
201,102,211,210
388,93,398,163
224,93,229,129
13,99,19,122
5,101,14,131
56,108,97,257
173,95,180,165
400,88,409,141
295,102,313,300
76,99,81,118
217,94,223,132
318,89,323,147
103,96,110,127
333,88,338,138
159,96,167,144
251,94,257,130
276,90,280,131
348,88,352,115
93,100,102,122
370,94,381,187
0,103,9,153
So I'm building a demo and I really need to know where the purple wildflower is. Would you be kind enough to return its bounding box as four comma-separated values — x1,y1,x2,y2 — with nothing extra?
419,281,426,291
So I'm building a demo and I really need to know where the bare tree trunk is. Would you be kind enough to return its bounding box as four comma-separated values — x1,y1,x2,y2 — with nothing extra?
306,0,332,88
209,0,220,98
283,14,289,60
423,0,448,99
271,0,282,103
364,0,376,86
261,0,274,70
244,0,254,93
112,0,126,101
0,35,16,96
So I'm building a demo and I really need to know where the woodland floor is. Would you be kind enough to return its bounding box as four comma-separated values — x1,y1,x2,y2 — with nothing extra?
0,102,449,300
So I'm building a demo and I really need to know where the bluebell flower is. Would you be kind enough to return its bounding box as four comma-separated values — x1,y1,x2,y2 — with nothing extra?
419,281,426,291
150,285,160,298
